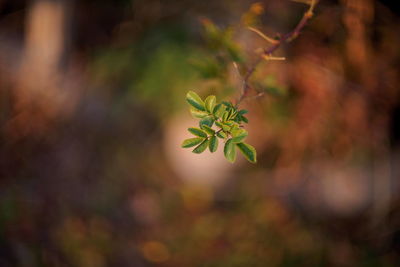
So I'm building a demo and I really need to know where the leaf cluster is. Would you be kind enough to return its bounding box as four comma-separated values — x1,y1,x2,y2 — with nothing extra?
182,91,257,163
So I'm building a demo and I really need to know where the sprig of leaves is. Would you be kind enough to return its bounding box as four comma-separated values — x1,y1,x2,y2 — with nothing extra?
181,2,318,165
181,91,257,163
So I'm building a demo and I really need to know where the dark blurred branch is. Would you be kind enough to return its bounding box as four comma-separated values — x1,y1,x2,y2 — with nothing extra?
236,0,318,106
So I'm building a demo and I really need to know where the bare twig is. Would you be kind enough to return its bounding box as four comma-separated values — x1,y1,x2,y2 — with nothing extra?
262,55,286,61
236,0,317,106
247,26,279,44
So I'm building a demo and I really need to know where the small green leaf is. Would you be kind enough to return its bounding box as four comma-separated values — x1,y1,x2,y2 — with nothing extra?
231,129,248,143
230,126,242,136
209,136,218,152
224,139,236,163
222,111,229,122
226,109,234,120
190,107,209,118
201,125,215,135
228,109,238,120
215,121,223,128
236,142,257,163
213,104,225,118
199,117,214,128
188,127,208,138
192,139,209,154
216,131,227,139
228,122,240,133
181,137,205,148
240,116,249,123
222,101,232,107
215,121,230,132
205,95,216,113
226,107,237,120
238,109,248,115
186,91,206,111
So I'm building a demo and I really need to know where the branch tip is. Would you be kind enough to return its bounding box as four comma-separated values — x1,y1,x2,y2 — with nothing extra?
247,27,279,44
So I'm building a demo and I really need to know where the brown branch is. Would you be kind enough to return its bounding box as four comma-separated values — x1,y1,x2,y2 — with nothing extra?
236,0,317,106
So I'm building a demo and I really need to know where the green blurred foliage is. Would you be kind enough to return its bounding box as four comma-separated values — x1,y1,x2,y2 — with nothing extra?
90,24,200,116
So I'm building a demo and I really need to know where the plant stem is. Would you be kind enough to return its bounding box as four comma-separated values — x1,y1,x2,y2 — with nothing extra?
236,0,317,106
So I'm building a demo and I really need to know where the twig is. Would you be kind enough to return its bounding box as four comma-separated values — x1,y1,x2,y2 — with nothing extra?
236,0,317,106
247,26,279,44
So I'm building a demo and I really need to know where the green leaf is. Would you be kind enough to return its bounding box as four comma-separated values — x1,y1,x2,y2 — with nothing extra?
190,107,209,118
192,139,209,154
225,107,238,120
215,121,230,132
230,126,242,136
199,117,214,128
186,91,205,111
209,136,218,152
188,127,208,138
231,129,248,143
222,111,229,122
229,110,238,120
201,125,215,135
222,101,232,107
224,121,238,127
205,95,216,113
213,103,225,118
226,109,234,120
228,122,240,133
224,139,236,163
238,109,248,115
240,115,249,123
181,137,205,148
236,142,257,163
216,131,227,139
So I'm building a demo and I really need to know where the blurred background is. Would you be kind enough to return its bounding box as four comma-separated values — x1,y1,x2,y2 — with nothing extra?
1,0,400,266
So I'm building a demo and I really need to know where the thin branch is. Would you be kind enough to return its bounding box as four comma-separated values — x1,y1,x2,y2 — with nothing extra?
236,0,317,106
232,62,242,77
247,26,279,44
262,54,286,61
